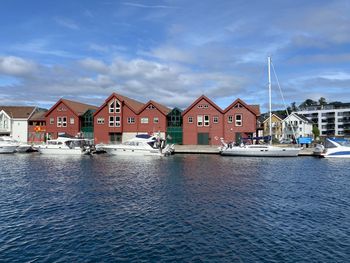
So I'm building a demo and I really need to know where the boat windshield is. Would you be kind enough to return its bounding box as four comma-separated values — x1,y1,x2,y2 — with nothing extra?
326,138,350,147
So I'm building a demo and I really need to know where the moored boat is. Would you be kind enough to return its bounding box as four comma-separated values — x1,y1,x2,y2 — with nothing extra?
96,134,174,156
0,136,18,153
36,137,94,155
314,138,350,158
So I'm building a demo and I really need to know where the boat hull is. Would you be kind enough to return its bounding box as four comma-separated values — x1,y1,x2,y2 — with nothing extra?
37,147,84,155
104,147,163,156
0,145,18,154
221,146,300,157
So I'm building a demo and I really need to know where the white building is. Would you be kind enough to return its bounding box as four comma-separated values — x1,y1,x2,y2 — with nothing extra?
298,104,350,137
282,112,313,140
0,106,36,143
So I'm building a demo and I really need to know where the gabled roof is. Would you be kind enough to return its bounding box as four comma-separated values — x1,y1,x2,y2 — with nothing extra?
283,112,313,124
0,106,36,119
139,100,171,116
223,98,260,116
45,99,98,117
181,95,223,116
262,113,283,124
29,109,48,121
94,92,144,116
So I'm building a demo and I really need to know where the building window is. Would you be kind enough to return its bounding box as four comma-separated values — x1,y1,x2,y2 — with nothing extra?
70,118,75,125
197,115,203,126
115,116,121,127
234,103,242,108
109,101,114,113
97,118,105,124
154,117,159,123
213,116,219,124
141,117,149,124
188,116,193,123
235,114,242,126
109,116,114,127
127,117,135,124
57,117,62,127
147,105,155,110
204,115,209,126
115,101,120,113
228,115,233,123
50,118,54,125
62,117,67,127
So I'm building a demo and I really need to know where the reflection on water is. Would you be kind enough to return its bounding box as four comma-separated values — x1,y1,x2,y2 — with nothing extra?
0,154,349,262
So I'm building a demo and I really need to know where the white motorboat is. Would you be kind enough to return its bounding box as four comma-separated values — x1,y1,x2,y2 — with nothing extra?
0,136,18,153
314,138,350,158
220,141,300,157
36,137,94,155
97,134,174,156
220,57,301,157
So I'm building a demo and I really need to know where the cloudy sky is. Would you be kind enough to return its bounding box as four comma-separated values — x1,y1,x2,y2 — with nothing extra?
1,0,350,112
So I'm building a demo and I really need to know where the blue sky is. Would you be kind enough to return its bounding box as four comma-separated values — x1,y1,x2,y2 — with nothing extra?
1,0,350,112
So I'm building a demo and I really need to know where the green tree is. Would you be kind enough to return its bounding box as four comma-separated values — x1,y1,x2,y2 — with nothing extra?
299,99,317,109
312,125,320,140
319,97,327,106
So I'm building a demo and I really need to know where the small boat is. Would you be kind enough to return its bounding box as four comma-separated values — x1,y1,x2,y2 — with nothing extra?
36,137,94,155
96,134,174,156
0,136,18,153
314,138,350,158
220,57,301,157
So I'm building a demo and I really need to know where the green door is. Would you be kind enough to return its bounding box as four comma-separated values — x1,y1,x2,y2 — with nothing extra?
235,132,242,144
166,127,183,144
109,133,122,143
197,133,209,145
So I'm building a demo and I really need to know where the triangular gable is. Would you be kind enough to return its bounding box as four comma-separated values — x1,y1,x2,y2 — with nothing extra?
262,113,283,124
138,100,171,116
94,93,144,116
223,98,260,116
0,109,11,119
45,98,97,117
181,95,223,116
282,112,311,123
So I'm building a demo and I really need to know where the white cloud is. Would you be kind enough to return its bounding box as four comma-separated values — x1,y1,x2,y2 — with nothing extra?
54,17,79,30
79,58,108,73
0,56,37,76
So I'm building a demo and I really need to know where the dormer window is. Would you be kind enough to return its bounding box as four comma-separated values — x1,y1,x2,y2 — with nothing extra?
109,101,114,113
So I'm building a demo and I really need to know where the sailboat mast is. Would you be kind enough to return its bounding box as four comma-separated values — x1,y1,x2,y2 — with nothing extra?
268,56,272,145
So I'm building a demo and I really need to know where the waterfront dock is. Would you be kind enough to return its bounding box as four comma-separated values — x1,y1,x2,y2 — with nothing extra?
174,145,316,156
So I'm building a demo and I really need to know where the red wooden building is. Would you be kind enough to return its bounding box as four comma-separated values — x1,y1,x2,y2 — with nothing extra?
28,108,47,143
93,93,170,144
45,99,98,139
182,95,260,145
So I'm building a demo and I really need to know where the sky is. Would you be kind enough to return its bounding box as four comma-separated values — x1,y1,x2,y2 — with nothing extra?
1,0,350,112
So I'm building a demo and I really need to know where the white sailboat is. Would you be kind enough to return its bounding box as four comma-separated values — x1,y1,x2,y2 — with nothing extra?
220,57,301,157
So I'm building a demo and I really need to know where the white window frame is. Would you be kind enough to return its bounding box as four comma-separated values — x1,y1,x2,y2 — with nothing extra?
62,117,67,127
109,116,114,127
213,116,219,124
188,116,193,123
109,100,115,113
204,115,209,126
70,117,74,125
50,118,54,125
57,117,62,127
115,116,121,127
97,118,105,124
228,115,233,123
154,117,159,123
197,115,203,126
235,114,242,126
115,100,121,113
127,117,135,124
141,117,149,124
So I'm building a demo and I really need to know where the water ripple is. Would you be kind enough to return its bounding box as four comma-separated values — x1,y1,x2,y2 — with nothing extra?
0,154,349,262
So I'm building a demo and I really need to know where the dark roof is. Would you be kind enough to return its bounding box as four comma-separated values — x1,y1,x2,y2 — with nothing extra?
139,100,171,116
46,99,98,117
0,106,36,119
295,113,314,124
29,109,48,121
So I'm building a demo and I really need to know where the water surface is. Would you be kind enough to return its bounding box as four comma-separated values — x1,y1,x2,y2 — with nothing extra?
1,154,349,262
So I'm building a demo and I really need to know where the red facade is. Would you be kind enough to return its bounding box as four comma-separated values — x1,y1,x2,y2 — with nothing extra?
182,95,260,145
93,93,170,144
45,99,98,139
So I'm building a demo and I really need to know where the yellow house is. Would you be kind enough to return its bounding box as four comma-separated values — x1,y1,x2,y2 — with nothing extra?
262,114,283,141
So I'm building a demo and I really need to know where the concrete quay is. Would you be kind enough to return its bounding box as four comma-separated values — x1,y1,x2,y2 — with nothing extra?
174,145,316,156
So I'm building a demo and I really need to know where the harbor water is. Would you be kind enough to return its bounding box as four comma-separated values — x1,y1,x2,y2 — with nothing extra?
1,154,349,262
